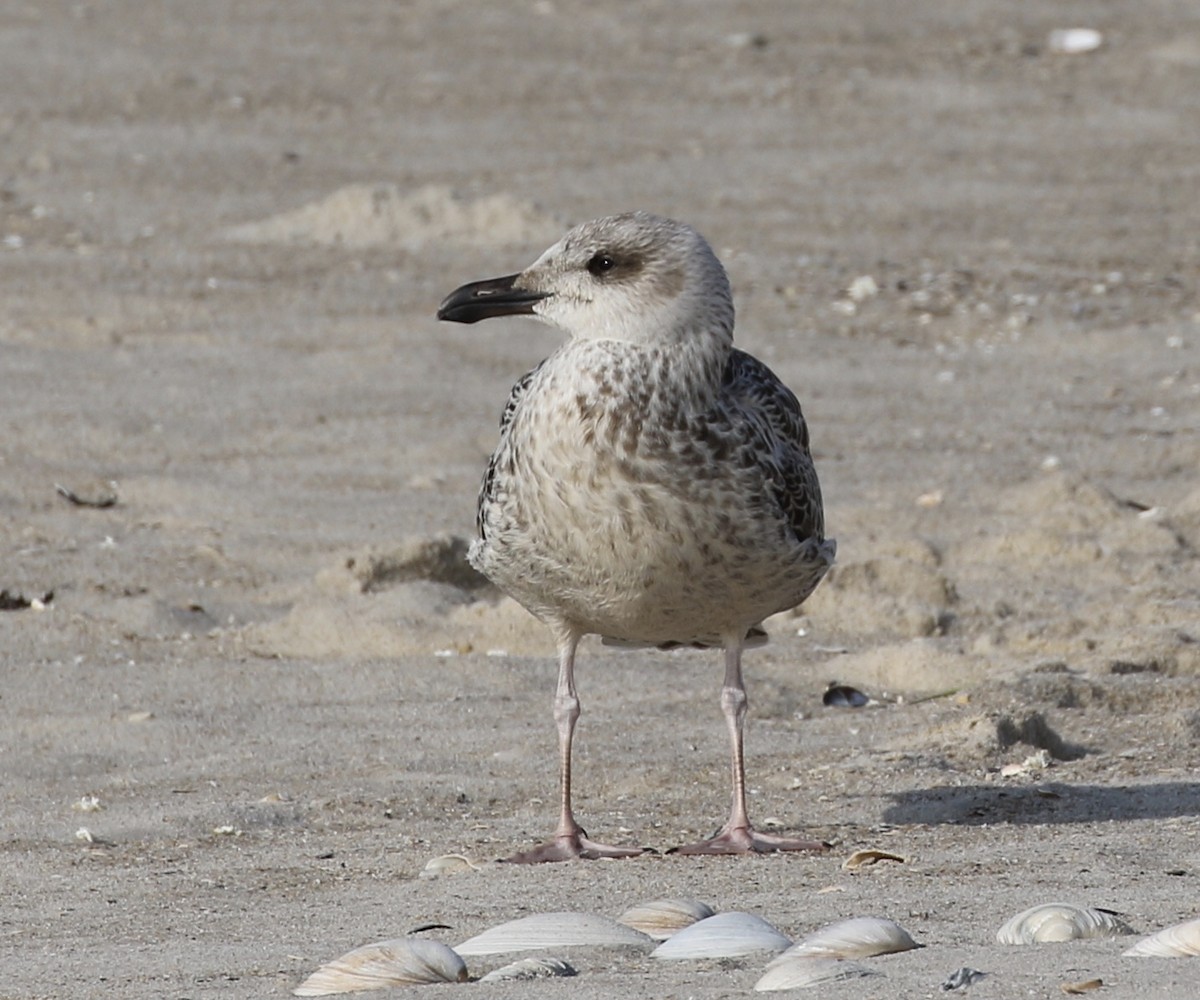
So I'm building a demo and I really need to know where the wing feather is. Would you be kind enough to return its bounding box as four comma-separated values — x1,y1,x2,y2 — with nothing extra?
477,360,545,539
722,349,825,544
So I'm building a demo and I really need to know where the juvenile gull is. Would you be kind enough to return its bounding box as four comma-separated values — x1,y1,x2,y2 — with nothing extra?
437,211,836,862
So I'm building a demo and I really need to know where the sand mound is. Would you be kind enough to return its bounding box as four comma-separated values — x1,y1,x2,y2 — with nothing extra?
224,184,558,249
316,535,488,594
238,584,551,660
1170,486,1200,551
955,470,1182,574
240,536,550,659
803,539,956,639
820,638,991,698
920,709,1083,762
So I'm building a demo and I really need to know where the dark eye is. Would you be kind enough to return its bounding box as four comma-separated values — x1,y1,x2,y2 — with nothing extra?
587,253,617,277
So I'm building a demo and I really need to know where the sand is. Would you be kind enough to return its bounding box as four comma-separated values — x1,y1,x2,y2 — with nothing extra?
2,1,1199,997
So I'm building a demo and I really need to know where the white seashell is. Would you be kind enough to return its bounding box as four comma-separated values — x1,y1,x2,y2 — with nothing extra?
419,853,480,878
478,956,576,982
617,898,716,940
774,916,920,961
455,912,654,956
1047,28,1103,55
996,903,1133,944
293,938,467,996
1122,917,1200,957
755,956,882,991
651,911,791,960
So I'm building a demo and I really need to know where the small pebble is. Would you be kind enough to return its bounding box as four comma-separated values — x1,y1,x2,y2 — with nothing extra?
1047,28,1103,55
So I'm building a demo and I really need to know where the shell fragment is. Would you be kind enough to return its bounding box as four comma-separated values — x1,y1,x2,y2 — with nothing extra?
842,848,905,870
755,956,882,991
478,956,576,982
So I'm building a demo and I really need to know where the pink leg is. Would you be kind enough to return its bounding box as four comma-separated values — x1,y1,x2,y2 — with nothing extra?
503,627,645,863
671,636,828,855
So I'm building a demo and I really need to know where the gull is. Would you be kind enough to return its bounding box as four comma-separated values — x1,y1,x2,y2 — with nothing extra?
437,211,835,862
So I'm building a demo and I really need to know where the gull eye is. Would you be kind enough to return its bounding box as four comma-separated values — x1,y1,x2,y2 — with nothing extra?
587,252,617,277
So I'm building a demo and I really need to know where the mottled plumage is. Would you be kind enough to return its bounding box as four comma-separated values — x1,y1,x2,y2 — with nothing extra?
438,211,835,861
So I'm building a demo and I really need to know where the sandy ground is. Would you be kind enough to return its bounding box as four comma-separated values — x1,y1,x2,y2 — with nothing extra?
3,1,1200,997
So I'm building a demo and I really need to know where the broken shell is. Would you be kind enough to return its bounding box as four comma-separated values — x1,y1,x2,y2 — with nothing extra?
617,898,716,940
1061,979,1103,994
1122,916,1200,957
996,903,1133,944
419,853,480,878
823,683,869,708
293,938,467,996
651,911,791,960
942,967,987,990
775,916,920,960
754,956,882,992
478,956,576,982
455,912,654,956
842,848,905,870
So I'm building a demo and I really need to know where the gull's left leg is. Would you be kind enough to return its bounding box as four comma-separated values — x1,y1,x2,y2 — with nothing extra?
671,634,828,855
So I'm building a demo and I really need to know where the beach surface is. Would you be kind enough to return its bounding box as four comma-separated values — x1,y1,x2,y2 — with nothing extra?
2,2,1199,996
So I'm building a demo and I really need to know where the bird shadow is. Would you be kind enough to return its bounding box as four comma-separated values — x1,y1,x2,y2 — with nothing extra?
881,780,1200,827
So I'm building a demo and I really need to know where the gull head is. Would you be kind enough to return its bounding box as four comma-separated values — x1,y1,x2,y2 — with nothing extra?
437,211,734,348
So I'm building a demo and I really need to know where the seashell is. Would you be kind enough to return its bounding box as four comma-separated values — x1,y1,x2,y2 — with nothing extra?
478,956,576,982
774,916,920,961
1047,28,1103,55
997,903,1133,944
1061,979,1103,994
823,683,869,708
1122,916,1200,957
842,848,905,870
617,898,716,940
455,912,654,956
419,853,480,878
754,956,882,992
651,911,791,960
293,938,467,996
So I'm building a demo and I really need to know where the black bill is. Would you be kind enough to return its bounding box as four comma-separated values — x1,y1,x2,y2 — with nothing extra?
436,273,549,324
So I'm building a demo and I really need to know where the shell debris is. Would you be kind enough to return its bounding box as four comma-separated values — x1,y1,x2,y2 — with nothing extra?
419,853,481,878
1061,979,1104,995
651,911,791,960
478,956,576,982
941,967,987,991
617,898,715,940
774,916,920,961
1047,28,1103,54
842,848,905,870
293,938,468,996
1122,916,1200,957
455,912,654,956
755,956,882,992
996,903,1133,945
